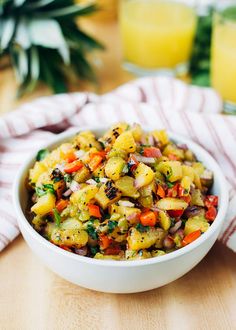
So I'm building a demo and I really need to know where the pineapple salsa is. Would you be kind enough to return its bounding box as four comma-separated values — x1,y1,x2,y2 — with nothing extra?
27,123,218,260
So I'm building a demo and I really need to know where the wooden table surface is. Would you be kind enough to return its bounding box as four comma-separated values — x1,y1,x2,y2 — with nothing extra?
0,19,236,330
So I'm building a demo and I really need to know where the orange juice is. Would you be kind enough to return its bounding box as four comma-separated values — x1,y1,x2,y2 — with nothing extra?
211,8,236,111
119,0,197,73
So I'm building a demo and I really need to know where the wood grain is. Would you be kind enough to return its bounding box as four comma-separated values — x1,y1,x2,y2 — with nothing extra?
0,18,236,330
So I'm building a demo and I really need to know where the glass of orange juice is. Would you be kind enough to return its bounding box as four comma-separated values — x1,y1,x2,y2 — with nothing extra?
119,0,197,77
211,2,236,114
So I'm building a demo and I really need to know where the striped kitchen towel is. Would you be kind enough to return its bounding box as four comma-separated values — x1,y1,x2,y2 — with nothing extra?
0,76,235,252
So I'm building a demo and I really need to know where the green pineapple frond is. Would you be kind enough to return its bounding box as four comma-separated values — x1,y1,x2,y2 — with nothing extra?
0,0,104,96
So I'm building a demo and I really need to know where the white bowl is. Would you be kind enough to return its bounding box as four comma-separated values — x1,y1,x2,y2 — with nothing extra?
13,127,228,293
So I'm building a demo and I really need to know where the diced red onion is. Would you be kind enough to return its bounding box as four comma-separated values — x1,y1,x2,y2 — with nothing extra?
118,200,135,207
169,220,182,234
140,136,147,145
175,229,184,239
75,150,85,158
63,188,72,197
177,143,188,151
86,179,97,185
70,180,81,192
134,155,155,164
163,236,175,249
148,135,154,146
184,206,203,218
100,177,109,183
74,246,88,256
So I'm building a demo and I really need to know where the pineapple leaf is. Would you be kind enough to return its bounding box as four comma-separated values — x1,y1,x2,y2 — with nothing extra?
15,18,31,49
0,18,15,51
0,0,102,96
28,19,70,63
25,0,56,10
42,4,97,19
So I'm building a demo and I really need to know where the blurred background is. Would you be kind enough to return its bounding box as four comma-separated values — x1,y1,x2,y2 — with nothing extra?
0,0,235,114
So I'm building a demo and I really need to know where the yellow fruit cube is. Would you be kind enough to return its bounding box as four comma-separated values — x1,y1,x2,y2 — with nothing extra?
31,193,56,216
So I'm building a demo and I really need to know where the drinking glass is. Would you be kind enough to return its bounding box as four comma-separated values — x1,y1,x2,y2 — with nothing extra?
119,0,197,76
211,1,236,114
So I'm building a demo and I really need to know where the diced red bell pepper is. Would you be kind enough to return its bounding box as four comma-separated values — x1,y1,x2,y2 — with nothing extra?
104,246,121,255
143,147,162,158
64,150,77,163
181,195,191,204
88,204,102,218
64,160,83,173
167,183,179,198
99,235,112,250
168,209,184,218
205,195,218,209
157,184,166,198
56,199,69,213
182,230,201,247
205,206,217,221
168,153,179,161
89,155,103,171
140,210,157,227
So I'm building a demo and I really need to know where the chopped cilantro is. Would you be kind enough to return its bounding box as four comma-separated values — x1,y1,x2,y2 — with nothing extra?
136,223,150,232
166,182,174,188
90,246,99,256
108,220,118,233
35,186,46,197
87,221,98,240
93,177,100,183
43,184,55,194
36,149,49,161
35,184,55,197
53,208,61,227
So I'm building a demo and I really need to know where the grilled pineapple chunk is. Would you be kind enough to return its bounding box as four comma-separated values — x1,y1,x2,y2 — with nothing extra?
152,129,169,146
134,163,155,188
51,228,88,248
31,193,56,216
158,210,171,231
70,185,99,210
113,131,136,153
74,166,90,183
182,165,195,181
157,161,182,182
115,176,140,199
105,157,126,181
184,216,209,235
130,123,142,141
95,182,121,209
109,204,141,223
75,131,101,151
163,144,184,160
128,227,163,250
100,122,128,146
156,197,188,210
29,162,47,184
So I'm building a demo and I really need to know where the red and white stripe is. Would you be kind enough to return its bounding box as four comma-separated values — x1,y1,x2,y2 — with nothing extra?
0,76,235,252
